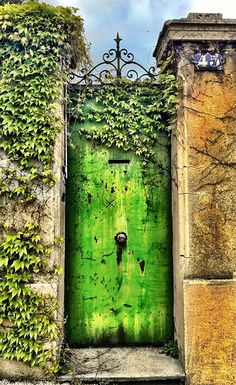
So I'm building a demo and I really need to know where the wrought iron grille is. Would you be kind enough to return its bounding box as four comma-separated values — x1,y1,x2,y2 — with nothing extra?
69,33,157,86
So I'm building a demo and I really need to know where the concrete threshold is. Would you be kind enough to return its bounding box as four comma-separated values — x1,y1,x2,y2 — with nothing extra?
59,347,185,382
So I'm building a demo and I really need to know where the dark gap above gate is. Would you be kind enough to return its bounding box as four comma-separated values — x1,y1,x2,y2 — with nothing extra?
69,33,158,86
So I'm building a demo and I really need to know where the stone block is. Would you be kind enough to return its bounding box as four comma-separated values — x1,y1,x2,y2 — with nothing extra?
184,279,236,385
0,359,47,380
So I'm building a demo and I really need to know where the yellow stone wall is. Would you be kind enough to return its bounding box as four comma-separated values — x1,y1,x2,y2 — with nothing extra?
177,43,236,385
177,42,236,385
154,16,236,384
184,280,236,385
182,50,236,278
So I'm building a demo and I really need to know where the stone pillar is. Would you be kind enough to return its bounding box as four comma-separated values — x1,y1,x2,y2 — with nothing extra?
153,13,236,385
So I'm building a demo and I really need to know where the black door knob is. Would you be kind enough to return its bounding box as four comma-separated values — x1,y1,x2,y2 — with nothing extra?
115,232,127,245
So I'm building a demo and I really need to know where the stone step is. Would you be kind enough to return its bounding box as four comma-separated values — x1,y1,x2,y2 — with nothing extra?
59,347,185,384
59,376,185,385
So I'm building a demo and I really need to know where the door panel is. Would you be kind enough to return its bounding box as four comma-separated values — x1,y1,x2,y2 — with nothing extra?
65,126,173,346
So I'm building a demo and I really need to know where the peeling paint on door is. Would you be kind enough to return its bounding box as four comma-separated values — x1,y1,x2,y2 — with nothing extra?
65,124,173,346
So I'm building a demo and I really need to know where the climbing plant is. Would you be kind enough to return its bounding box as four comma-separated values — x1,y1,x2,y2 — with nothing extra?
0,1,89,201
0,1,88,373
0,223,60,372
69,58,177,163
0,0,23,4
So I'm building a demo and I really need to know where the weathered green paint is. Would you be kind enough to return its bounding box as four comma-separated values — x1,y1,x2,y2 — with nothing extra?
65,110,173,347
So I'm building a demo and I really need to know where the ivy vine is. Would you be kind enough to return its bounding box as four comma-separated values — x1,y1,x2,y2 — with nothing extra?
0,1,88,374
69,60,177,164
0,223,60,373
0,1,89,201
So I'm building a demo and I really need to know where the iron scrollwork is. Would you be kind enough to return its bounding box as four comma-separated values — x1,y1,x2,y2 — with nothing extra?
69,33,157,86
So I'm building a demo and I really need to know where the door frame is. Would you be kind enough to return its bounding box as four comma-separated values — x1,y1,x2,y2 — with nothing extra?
55,124,187,365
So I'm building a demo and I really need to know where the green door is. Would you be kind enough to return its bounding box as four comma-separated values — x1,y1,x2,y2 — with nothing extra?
65,106,173,347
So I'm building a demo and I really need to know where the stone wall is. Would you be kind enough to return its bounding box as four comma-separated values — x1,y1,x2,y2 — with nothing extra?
184,280,235,385
177,42,236,279
154,13,236,385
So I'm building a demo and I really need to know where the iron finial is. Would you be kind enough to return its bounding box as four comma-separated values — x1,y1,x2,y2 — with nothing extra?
114,32,122,46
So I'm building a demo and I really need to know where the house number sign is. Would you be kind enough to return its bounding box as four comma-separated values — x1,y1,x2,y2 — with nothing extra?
193,51,223,71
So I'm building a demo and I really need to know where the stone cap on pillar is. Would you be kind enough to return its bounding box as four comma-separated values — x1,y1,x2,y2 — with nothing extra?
153,13,236,64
